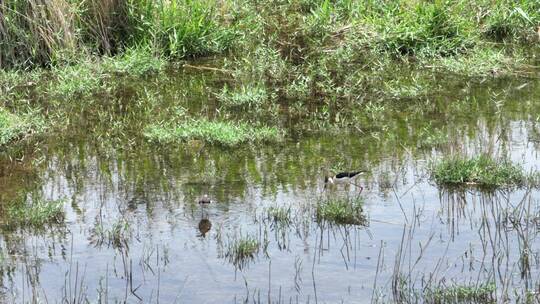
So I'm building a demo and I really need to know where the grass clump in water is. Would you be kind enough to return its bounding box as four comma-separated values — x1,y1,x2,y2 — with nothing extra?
432,155,526,188
48,61,105,98
4,199,65,229
266,206,292,227
143,119,282,146
217,85,272,108
316,197,366,226
90,218,131,249
224,235,260,269
0,108,42,146
426,282,496,303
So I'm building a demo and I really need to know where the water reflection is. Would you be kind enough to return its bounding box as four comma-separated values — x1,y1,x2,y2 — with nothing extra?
0,72,539,302
198,218,212,238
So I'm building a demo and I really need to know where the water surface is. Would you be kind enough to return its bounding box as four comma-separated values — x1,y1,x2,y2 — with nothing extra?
1,68,540,303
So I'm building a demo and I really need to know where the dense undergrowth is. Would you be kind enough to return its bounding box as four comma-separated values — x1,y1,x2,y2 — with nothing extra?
0,0,538,147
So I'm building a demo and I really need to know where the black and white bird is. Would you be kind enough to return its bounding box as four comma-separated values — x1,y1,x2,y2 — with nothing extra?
324,171,365,192
198,194,214,205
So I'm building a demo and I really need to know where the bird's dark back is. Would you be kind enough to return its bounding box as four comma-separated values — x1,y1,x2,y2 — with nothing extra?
336,171,363,178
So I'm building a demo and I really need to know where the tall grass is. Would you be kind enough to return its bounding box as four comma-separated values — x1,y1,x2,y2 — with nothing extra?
0,0,78,67
0,0,235,68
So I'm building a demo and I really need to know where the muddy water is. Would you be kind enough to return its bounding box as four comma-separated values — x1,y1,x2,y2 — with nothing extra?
1,70,540,303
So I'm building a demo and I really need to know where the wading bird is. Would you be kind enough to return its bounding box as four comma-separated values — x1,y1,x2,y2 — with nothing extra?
324,171,365,192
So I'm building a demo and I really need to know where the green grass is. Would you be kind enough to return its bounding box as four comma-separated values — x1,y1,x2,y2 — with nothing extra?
48,61,105,98
316,197,367,226
266,206,292,227
431,47,522,76
0,0,535,72
102,47,166,76
4,199,65,229
426,282,496,303
372,1,477,57
129,0,237,59
0,107,42,146
90,218,131,249
432,155,527,188
0,0,236,69
48,48,165,97
224,235,260,269
217,84,272,108
143,118,283,146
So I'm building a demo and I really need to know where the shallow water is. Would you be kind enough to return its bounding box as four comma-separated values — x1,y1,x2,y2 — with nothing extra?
1,68,540,303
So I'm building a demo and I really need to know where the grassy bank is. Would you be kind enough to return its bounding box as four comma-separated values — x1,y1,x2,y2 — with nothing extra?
0,0,537,70
0,0,235,68
0,0,538,148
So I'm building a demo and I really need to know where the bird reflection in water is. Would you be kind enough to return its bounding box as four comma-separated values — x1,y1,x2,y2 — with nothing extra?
198,218,212,238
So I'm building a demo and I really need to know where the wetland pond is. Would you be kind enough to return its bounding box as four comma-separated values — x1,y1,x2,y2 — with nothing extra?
1,67,540,303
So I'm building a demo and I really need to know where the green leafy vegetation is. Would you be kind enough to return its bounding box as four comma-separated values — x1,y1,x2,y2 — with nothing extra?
3,199,65,229
266,206,292,227
0,108,42,146
316,197,367,226
426,282,496,303
90,219,131,249
217,85,272,108
0,0,235,69
432,155,527,188
143,119,283,146
224,235,260,269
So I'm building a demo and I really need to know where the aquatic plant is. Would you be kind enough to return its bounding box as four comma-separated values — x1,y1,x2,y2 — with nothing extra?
224,235,260,269
266,206,292,227
431,155,526,188
426,282,496,303
316,197,366,226
217,84,272,108
90,218,131,249
143,119,283,146
4,199,65,229
48,61,105,97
